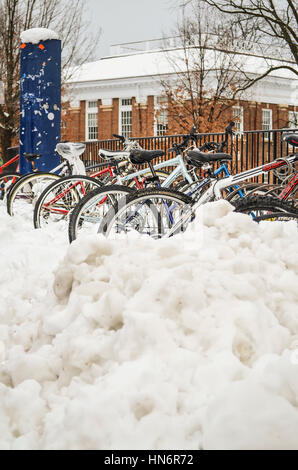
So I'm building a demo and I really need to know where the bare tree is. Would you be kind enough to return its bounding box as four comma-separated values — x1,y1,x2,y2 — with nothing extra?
160,2,257,133
0,0,101,160
183,0,298,82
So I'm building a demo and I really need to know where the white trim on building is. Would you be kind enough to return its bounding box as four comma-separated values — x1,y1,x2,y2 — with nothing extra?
119,98,133,138
86,100,98,141
66,43,297,113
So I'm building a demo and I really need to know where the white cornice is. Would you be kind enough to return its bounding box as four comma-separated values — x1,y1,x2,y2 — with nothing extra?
64,70,297,107
68,74,174,90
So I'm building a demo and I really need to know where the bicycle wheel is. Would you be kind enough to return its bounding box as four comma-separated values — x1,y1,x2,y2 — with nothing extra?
34,175,104,229
101,188,193,239
234,196,298,223
7,172,61,217
226,183,284,202
68,185,135,243
0,173,20,200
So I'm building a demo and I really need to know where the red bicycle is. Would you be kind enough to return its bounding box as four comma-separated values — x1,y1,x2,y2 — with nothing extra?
0,154,20,200
33,151,169,228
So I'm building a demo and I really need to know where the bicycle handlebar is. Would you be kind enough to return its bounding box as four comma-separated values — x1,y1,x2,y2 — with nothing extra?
113,134,126,143
168,121,235,155
225,121,235,135
217,121,235,152
198,141,220,152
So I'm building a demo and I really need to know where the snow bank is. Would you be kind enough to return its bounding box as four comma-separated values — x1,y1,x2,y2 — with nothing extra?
21,28,59,44
0,201,298,450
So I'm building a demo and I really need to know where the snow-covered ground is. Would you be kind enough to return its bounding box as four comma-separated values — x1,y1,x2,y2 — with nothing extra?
0,200,298,450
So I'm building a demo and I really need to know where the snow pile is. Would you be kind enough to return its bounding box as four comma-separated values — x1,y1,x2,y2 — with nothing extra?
21,28,59,44
0,201,298,450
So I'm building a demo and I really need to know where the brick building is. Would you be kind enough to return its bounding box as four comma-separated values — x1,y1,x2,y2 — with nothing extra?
63,39,298,143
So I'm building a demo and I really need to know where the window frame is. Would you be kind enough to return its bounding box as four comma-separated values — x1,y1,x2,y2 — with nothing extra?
262,108,273,139
154,96,169,137
232,105,244,133
119,98,133,139
85,100,98,141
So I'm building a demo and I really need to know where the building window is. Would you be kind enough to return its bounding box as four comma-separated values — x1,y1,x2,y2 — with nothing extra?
88,101,98,110
121,99,132,107
119,99,132,138
87,113,98,140
232,106,244,133
86,101,98,141
155,96,168,137
289,111,298,129
262,109,272,138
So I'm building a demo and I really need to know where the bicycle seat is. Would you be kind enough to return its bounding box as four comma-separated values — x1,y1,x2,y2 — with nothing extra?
283,134,298,147
186,150,232,168
23,153,42,162
130,149,165,165
99,149,129,161
56,143,86,158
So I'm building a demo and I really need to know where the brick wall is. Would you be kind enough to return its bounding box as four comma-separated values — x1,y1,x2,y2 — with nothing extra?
63,100,86,142
63,96,297,142
98,99,112,139
132,96,155,137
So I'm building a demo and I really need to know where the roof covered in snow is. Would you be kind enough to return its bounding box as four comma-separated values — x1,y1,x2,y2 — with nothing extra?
68,47,297,84
21,28,60,44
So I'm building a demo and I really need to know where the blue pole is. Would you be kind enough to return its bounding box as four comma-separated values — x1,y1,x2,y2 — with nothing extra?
19,31,61,174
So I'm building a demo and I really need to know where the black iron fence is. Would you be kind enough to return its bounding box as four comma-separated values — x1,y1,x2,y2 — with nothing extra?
83,128,298,183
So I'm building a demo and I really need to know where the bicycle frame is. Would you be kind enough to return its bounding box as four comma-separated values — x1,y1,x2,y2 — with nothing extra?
212,155,297,200
41,166,116,215
278,172,298,200
184,162,242,198
165,154,298,237
70,153,195,217
44,153,194,228
49,160,69,175
115,154,193,187
110,160,244,234
0,154,19,174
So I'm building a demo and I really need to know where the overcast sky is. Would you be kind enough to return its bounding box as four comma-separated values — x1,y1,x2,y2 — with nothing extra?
87,0,179,58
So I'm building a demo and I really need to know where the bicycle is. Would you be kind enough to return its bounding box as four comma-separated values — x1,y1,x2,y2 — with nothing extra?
0,152,20,200
67,124,216,242
34,126,200,235
100,133,298,239
6,142,89,217
68,122,248,241
33,133,172,229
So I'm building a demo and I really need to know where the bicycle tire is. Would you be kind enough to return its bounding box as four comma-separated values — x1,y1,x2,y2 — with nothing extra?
0,173,20,200
101,187,193,239
7,172,61,216
234,196,298,222
34,175,104,229
226,183,284,202
255,212,298,223
6,172,39,200
68,184,135,243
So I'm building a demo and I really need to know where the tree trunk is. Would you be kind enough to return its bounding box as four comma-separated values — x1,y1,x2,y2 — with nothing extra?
0,128,15,162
